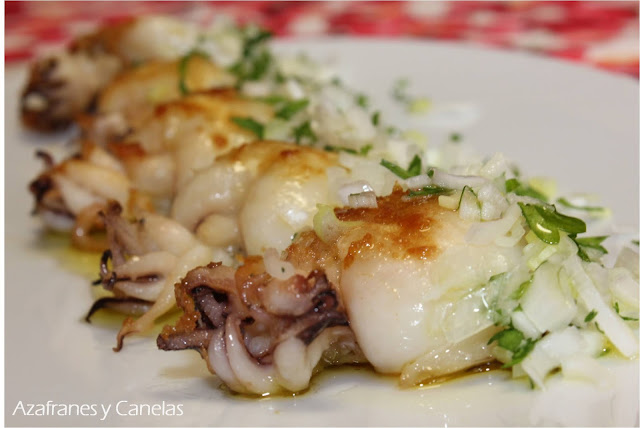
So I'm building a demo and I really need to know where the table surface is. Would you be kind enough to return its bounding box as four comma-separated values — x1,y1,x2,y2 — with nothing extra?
5,1,639,77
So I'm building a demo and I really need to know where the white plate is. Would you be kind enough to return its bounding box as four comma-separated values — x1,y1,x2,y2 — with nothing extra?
5,39,639,427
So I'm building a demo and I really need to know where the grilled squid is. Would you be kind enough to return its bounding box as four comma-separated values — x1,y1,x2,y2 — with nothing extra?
21,16,211,132
172,140,339,254
93,141,341,348
28,142,143,252
110,91,273,200
159,187,522,393
94,56,236,132
92,201,233,350
158,258,366,395
29,90,273,251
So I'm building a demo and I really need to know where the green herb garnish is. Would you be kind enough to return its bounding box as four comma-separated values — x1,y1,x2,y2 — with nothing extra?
506,338,537,368
293,121,316,144
229,50,272,84
371,111,380,126
572,235,609,262
450,132,462,142
488,328,537,368
359,144,373,156
275,99,309,120
518,203,586,245
241,28,272,57
356,94,369,108
505,178,548,202
408,186,453,197
380,155,422,179
229,27,273,86
392,78,410,102
261,94,289,105
324,144,372,156
178,50,210,95
584,310,598,323
614,302,639,321
556,197,606,213
231,117,264,139
511,278,533,300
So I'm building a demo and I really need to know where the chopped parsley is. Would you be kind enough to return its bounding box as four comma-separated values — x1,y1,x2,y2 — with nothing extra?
518,203,586,245
556,197,606,214
231,117,264,139
178,50,210,95
371,111,380,126
324,144,372,156
571,235,608,261
614,302,639,321
511,278,533,300
450,132,462,142
293,121,316,144
632,239,639,246
380,155,422,179
275,99,309,120
505,178,548,202
242,28,272,56
408,186,453,197
360,144,373,156
584,310,598,323
355,93,369,108
261,94,289,105
229,27,273,86
488,327,537,368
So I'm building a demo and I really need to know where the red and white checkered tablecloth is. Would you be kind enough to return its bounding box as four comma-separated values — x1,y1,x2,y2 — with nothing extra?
5,1,639,77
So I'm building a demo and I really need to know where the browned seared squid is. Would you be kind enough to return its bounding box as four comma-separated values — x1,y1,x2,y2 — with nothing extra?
94,201,229,351
159,188,520,393
20,19,131,131
158,258,365,394
21,16,236,133
28,142,139,252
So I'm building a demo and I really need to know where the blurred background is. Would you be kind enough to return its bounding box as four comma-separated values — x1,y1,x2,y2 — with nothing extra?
5,1,639,77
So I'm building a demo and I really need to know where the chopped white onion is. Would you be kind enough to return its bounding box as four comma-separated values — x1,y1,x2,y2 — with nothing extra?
438,190,462,210
241,81,272,97
441,290,494,344
264,248,296,280
338,180,374,205
385,139,419,168
614,245,639,279
465,203,522,246
347,191,378,209
479,152,509,179
404,173,432,189
284,79,305,99
521,262,577,333
431,168,487,190
521,326,599,389
477,182,509,221
458,187,481,222
561,355,611,387
511,310,542,339
563,255,638,358
608,267,639,311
